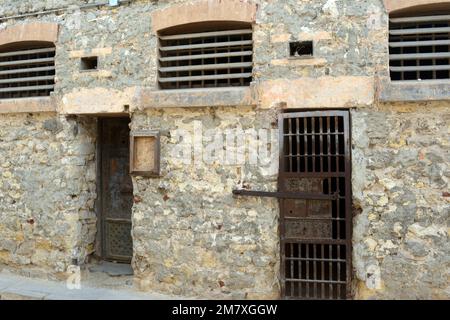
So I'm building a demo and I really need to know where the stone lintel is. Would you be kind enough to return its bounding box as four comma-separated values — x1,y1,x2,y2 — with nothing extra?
0,97,56,114
134,87,256,109
0,23,59,47
257,77,375,109
383,0,450,13
378,79,450,102
151,0,257,33
60,87,136,115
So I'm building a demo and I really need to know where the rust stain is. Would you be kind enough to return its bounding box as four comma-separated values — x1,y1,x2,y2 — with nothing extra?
110,159,117,173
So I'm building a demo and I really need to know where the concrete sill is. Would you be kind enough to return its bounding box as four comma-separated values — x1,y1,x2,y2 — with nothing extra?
0,96,56,114
135,87,256,109
379,79,450,102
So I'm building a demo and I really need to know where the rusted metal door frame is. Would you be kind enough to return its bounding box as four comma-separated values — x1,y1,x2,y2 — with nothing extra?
278,110,352,300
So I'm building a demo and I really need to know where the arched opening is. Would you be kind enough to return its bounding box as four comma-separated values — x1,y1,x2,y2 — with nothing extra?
157,21,253,90
0,41,56,99
388,3,450,81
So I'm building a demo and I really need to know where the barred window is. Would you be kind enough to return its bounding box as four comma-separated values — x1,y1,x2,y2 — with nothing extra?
389,9,450,81
0,42,55,99
158,22,253,90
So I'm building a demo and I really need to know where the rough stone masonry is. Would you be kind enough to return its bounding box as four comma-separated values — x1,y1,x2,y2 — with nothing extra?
0,0,448,299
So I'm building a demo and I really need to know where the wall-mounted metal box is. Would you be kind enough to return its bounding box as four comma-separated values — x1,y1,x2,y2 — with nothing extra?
130,131,160,177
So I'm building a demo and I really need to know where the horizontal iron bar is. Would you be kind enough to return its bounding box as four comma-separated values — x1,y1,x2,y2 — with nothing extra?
160,40,253,51
0,75,54,84
159,72,252,83
284,154,345,157
160,29,252,41
0,47,55,58
105,218,132,223
284,216,345,221
283,133,345,136
0,66,55,76
390,52,450,60
0,57,54,67
279,172,347,178
389,39,450,47
285,278,346,284
159,50,253,62
283,257,346,262
389,26,450,35
0,85,54,93
160,62,252,73
390,65,450,72
281,239,348,245
390,14,450,23
232,189,337,200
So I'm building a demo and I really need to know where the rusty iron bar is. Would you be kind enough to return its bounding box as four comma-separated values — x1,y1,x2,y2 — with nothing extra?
232,189,338,200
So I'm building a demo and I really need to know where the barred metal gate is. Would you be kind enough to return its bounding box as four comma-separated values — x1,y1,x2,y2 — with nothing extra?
279,111,352,300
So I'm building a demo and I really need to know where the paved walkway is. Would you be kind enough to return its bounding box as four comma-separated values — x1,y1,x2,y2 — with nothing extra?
0,270,177,300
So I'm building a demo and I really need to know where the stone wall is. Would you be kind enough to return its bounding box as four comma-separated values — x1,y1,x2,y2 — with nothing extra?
0,0,448,299
0,113,97,279
131,107,280,299
352,102,449,299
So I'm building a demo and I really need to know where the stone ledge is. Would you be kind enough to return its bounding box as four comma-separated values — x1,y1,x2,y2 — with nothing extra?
0,97,56,114
378,79,450,102
134,87,256,109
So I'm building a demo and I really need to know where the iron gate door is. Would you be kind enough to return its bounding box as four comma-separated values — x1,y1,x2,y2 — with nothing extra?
279,111,352,299
99,118,133,263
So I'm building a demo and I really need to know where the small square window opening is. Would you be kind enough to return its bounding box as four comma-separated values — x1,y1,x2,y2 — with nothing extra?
290,41,313,58
80,56,98,71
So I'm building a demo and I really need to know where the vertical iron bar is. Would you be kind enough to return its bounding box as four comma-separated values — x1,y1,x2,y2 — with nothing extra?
313,244,317,298
326,117,331,173
416,22,420,80
337,245,341,299
296,117,300,173
289,242,295,297
329,244,333,299
288,118,293,172
311,117,316,172
299,244,303,298
321,244,325,299
306,244,310,298
319,117,323,172
335,117,340,240
304,117,308,172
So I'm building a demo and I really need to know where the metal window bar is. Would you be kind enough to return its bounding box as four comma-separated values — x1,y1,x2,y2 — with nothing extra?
0,45,55,99
389,13,450,81
158,27,253,89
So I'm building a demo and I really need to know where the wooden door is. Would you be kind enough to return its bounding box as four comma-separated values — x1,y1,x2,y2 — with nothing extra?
99,118,133,263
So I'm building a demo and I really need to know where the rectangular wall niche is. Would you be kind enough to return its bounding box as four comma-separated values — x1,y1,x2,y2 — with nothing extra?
130,131,160,177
